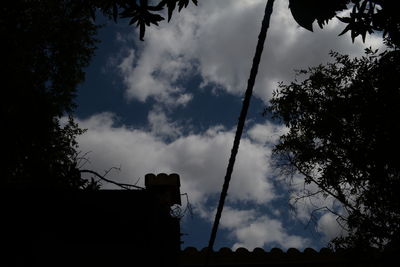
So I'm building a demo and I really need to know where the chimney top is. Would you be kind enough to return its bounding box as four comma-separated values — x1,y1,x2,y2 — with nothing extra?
145,173,181,206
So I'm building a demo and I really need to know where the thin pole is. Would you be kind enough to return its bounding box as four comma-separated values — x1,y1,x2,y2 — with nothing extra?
207,0,275,255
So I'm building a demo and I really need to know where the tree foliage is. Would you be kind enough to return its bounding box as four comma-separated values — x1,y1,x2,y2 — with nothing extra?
267,49,400,250
289,0,400,47
2,1,98,189
87,0,198,40
2,0,194,189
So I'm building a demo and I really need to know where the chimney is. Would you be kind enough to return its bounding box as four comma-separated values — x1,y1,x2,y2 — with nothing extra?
145,173,181,207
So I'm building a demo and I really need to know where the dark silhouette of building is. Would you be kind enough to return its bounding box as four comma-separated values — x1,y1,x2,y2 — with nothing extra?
2,173,181,266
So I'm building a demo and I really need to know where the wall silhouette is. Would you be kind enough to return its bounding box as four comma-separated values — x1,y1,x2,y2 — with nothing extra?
2,173,181,266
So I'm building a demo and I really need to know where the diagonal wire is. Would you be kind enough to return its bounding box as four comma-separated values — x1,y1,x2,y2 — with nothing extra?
207,0,275,255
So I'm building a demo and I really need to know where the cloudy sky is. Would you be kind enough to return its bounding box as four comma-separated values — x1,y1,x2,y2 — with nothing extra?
75,0,383,251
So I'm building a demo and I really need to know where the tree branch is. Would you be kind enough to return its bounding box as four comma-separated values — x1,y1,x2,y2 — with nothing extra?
288,156,357,213
79,169,144,190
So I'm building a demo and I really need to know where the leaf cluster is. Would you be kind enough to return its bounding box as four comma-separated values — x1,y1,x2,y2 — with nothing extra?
289,0,400,47
267,49,400,249
88,0,198,40
289,0,348,31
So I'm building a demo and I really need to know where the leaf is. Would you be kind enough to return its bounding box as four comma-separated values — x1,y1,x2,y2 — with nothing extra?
121,3,165,41
178,0,190,12
147,5,164,11
368,1,375,15
148,13,165,25
290,0,349,31
113,3,118,22
359,0,368,13
338,24,352,36
336,16,352,24
317,20,324,28
129,17,138,25
167,0,177,22
140,22,145,41
289,0,315,32
361,30,367,43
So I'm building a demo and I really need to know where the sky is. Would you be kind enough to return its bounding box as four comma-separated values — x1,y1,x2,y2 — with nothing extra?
75,0,384,251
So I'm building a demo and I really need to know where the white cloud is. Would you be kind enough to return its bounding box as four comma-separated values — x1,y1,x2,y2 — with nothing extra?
115,7,198,107
115,0,384,106
232,214,310,250
248,121,288,145
219,207,257,230
77,112,275,205
317,212,347,242
76,112,313,249
195,205,310,250
147,106,182,139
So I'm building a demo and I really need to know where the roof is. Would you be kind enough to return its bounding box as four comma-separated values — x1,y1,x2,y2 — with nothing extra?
180,246,396,266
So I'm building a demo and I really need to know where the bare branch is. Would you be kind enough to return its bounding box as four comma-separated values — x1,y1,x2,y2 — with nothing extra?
324,206,348,223
305,206,348,231
133,176,141,186
169,193,193,219
294,188,325,202
289,157,357,213
102,165,121,177
76,151,92,169
181,193,194,219
79,169,144,190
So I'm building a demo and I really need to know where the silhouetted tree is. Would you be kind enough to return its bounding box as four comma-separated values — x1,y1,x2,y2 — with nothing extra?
267,49,400,250
1,0,194,189
2,1,98,189
289,0,400,47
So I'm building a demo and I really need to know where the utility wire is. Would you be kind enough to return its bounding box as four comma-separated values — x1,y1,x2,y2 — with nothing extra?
207,0,275,255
